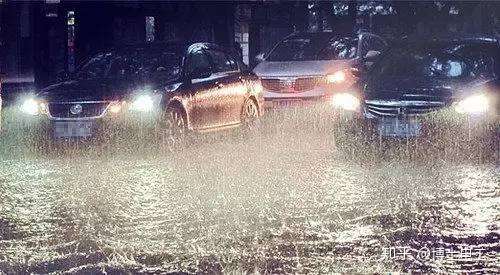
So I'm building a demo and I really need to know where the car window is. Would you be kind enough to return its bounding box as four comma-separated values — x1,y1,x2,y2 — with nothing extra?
108,50,182,80
453,45,497,78
143,51,182,79
317,37,358,60
207,49,238,73
186,50,212,76
372,44,495,79
226,54,239,72
76,53,112,79
267,35,358,62
267,38,312,61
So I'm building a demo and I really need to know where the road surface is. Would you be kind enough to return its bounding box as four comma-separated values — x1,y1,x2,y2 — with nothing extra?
0,107,498,273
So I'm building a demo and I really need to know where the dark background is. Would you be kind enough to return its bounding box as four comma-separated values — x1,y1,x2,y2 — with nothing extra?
1,0,500,93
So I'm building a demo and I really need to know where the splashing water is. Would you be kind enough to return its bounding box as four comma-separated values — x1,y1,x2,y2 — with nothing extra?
0,105,498,273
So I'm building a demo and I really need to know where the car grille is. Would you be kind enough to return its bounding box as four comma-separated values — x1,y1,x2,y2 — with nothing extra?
365,100,446,117
48,102,109,119
261,77,323,93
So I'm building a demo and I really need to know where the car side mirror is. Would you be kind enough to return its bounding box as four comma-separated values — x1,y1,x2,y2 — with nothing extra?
363,50,381,69
364,50,381,61
189,67,212,80
255,52,266,63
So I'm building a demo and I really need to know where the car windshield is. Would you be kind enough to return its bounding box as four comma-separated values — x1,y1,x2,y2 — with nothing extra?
75,53,112,79
76,49,182,80
266,36,358,62
373,43,497,79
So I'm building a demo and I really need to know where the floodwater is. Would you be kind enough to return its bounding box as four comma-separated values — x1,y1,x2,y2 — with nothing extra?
0,106,498,273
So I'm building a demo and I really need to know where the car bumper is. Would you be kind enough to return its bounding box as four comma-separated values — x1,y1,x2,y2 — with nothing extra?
17,112,160,141
263,85,329,100
262,83,361,109
264,96,330,109
358,108,498,140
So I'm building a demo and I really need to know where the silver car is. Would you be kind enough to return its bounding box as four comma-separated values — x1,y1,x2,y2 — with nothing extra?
253,32,386,109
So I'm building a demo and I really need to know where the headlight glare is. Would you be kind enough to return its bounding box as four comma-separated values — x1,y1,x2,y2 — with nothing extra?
326,70,346,84
253,81,263,94
108,101,124,114
20,98,41,115
130,95,154,112
331,92,360,111
454,93,489,115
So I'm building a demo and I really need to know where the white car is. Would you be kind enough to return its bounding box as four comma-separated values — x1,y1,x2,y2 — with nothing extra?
253,31,386,109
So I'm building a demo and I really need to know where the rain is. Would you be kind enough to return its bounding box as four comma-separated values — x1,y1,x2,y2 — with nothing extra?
0,1,499,274
1,105,498,273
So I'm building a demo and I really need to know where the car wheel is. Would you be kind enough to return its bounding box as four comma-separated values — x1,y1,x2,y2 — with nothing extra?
242,98,260,130
160,107,187,149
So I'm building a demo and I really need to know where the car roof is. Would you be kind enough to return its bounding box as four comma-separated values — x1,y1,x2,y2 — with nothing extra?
398,34,500,47
111,42,228,55
285,31,362,40
112,41,186,55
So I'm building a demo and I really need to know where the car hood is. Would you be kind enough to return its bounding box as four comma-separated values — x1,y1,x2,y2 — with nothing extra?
37,78,170,102
366,76,495,102
38,80,124,102
253,60,354,78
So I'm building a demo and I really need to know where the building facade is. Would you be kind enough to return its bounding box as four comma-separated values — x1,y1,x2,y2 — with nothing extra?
0,0,236,94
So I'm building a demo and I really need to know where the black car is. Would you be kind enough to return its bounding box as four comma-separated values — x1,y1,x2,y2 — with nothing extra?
19,42,264,141
358,36,499,138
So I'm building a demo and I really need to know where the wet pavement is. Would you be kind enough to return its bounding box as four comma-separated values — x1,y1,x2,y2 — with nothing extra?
0,106,499,273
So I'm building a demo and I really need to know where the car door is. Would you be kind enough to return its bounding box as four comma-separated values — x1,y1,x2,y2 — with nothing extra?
183,47,221,130
205,48,247,125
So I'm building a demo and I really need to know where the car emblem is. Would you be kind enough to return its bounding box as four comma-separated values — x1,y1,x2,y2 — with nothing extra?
398,107,406,116
70,104,83,115
281,77,295,86
280,77,296,92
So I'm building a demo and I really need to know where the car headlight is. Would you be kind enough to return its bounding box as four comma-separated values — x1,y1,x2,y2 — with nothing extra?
108,101,125,114
331,92,360,111
454,93,489,115
326,70,347,84
130,94,159,112
20,98,41,115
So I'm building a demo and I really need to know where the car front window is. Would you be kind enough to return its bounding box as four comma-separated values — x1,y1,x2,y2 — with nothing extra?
267,36,357,62
108,50,182,80
207,50,238,73
76,53,112,79
318,37,358,60
374,45,495,79
267,38,314,61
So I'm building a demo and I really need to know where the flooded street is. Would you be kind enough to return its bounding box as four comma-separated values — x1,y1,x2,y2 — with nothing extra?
0,107,499,273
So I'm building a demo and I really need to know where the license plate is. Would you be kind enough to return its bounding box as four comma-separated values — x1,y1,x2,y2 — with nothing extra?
272,100,305,108
378,117,421,138
53,121,93,138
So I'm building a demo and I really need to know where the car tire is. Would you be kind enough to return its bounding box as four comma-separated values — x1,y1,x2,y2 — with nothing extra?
159,106,187,150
